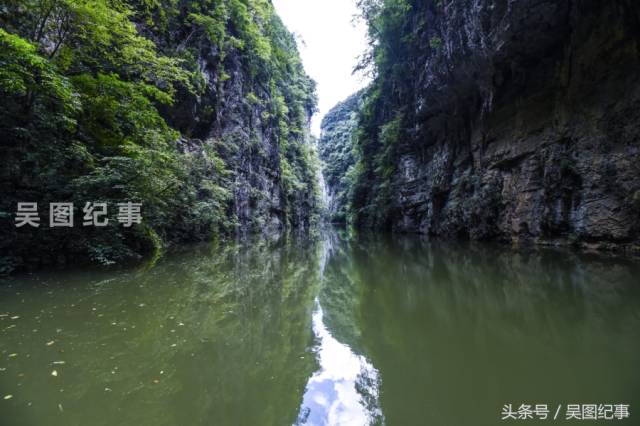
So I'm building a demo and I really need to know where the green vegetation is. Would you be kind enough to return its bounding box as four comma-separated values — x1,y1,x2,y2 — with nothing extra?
317,91,363,223
348,0,436,228
0,0,318,274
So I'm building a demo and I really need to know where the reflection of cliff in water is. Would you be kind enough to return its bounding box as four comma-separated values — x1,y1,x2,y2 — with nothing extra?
0,234,323,426
1,231,638,426
348,234,640,426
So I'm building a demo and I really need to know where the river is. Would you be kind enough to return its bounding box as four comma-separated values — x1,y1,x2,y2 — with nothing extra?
1,231,639,425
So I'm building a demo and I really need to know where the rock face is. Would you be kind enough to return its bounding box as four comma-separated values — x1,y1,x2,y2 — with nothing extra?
318,91,362,223
352,0,640,250
157,16,319,236
179,52,317,235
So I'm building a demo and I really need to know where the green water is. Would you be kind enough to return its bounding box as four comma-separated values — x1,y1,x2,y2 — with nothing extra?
1,232,639,426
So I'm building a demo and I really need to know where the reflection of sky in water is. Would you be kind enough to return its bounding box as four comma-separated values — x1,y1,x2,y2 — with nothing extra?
296,300,383,426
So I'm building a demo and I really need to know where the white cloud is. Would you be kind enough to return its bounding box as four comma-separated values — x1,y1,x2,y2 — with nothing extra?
272,0,370,136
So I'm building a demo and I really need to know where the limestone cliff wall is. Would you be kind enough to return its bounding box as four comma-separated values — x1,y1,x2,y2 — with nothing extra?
355,0,640,251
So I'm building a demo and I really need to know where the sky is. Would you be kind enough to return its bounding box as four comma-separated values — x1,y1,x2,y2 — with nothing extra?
272,0,370,136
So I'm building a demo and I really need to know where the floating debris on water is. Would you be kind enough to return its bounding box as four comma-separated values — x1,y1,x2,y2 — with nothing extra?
51,370,58,377
3,395,12,400
46,341,55,346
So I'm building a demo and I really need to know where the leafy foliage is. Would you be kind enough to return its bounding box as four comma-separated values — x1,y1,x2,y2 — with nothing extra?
349,0,438,228
318,91,363,223
0,0,318,274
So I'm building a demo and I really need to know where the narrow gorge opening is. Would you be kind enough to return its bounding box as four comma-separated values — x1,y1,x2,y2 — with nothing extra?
1,1,639,425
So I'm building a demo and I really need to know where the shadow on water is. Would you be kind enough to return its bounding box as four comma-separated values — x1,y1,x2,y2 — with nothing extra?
1,230,639,425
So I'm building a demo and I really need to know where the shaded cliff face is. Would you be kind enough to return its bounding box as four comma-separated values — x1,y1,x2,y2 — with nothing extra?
351,0,640,250
318,92,362,223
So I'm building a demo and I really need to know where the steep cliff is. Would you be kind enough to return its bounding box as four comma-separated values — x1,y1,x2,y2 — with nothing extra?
0,0,319,273
350,0,640,251
318,91,362,223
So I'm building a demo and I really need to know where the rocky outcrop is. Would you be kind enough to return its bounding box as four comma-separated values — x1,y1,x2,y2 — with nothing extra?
318,91,362,223
353,0,640,251
157,12,319,236
179,51,317,234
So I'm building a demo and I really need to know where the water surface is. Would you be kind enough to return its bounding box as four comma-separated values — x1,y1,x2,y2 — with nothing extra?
1,232,639,425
